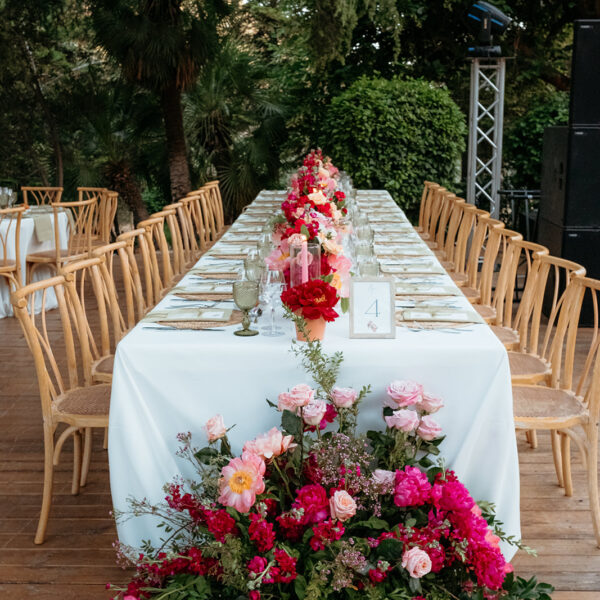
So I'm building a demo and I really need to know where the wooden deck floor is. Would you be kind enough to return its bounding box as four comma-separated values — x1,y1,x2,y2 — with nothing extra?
1,311,599,598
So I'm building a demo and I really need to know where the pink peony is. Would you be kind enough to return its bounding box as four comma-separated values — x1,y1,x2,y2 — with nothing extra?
243,427,295,461
329,490,357,522
218,451,266,513
386,380,423,408
401,547,432,578
205,414,226,442
420,393,444,414
385,409,419,432
372,469,396,492
265,239,290,272
278,384,315,412
417,415,442,441
331,387,358,408
394,466,431,507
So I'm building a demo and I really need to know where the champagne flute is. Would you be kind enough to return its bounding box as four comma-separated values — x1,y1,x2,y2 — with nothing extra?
233,281,259,337
260,269,285,337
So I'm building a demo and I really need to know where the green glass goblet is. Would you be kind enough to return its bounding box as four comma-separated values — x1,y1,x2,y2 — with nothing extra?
233,281,259,337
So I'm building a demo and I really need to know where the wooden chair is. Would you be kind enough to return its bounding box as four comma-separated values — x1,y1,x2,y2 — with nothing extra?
433,195,464,262
440,203,478,288
512,275,600,546
416,181,440,235
167,200,198,268
507,254,586,387
11,274,110,544
419,186,446,245
203,180,225,233
22,186,63,206
117,228,159,321
472,226,523,324
154,204,186,279
488,240,550,350
184,193,210,253
62,254,126,385
0,205,26,291
78,187,118,246
459,212,500,304
26,198,97,283
137,214,175,297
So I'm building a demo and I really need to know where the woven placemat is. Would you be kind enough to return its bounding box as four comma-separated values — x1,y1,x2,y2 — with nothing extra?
158,310,243,329
192,272,240,280
375,240,421,246
221,238,257,244
210,253,247,260
238,220,265,226
174,292,234,301
395,318,474,330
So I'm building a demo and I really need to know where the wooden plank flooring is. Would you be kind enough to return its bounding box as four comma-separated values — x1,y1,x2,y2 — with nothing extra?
1,309,600,597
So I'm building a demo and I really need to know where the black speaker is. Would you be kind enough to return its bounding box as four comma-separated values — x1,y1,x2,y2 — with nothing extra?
570,20,600,126
539,126,600,228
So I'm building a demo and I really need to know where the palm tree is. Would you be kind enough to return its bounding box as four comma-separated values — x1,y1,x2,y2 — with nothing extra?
90,0,229,200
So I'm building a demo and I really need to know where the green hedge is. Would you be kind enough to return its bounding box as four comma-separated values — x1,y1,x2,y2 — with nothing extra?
503,92,569,190
320,76,467,216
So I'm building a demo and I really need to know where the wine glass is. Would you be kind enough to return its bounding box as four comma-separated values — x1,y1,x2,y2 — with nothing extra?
260,269,285,337
355,223,374,243
257,232,272,260
358,256,380,276
233,281,259,337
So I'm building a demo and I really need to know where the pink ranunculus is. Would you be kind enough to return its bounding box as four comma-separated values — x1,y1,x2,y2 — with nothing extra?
420,393,444,414
218,451,266,513
385,409,419,433
330,387,358,408
402,547,432,578
302,399,327,426
372,469,396,489
205,414,226,442
386,380,424,408
243,427,295,461
417,415,443,441
278,384,315,412
329,490,357,522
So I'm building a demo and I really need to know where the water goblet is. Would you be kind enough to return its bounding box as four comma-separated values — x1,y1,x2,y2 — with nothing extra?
354,239,374,260
233,281,259,337
244,255,265,283
358,256,380,277
260,269,285,337
355,223,374,243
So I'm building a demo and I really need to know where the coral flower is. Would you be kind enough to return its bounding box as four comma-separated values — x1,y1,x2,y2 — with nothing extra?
218,452,266,513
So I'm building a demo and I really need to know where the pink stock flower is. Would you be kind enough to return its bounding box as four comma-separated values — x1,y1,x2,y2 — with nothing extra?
329,490,357,522
294,484,329,524
385,409,419,432
218,452,266,513
394,466,431,507
330,387,358,408
302,399,328,426
204,414,226,442
417,415,443,441
243,427,295,461
420,393,444,413
402,547,432,578
278,384,315,412
386,380,424,408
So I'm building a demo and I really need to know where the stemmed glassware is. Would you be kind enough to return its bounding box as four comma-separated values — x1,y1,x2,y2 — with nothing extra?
233,281,259,337
257,233,272,260
244,251,265,283
260,269,285,337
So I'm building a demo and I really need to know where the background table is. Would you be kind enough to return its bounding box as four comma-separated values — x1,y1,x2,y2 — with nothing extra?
109,190,520,559
0,208,69,318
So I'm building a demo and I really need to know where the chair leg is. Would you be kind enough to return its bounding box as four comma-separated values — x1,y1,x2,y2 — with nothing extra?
71,430,81,496
80,428,93,487
551,430,564,488
529,430,538,449
586,423,600,548
560,432,573,497
103,427,108,450
35,426,55,544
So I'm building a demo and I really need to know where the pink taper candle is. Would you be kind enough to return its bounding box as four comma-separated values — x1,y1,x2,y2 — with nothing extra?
301,239,309,283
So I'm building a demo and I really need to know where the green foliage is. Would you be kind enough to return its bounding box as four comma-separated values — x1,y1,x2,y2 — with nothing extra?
504,92,570,189
321,76,466,217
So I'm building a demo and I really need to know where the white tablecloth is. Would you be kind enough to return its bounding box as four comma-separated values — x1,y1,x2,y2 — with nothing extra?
109,190,520,559
0,209,69,318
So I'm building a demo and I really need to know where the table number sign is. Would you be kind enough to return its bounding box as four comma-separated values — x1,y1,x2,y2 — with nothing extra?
349,277,396,338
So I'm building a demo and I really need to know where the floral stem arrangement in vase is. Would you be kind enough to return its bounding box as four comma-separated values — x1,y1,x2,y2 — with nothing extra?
110,329,554,600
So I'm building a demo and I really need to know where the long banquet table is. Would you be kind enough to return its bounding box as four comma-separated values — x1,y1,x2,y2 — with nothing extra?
109,190,520,558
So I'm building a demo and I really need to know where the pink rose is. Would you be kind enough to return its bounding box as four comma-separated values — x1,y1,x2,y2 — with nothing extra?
386,380,423,408
205,414,226,442
385,409,419,432
243,427,295,461
372,469,395,490
331,387,358,409
417,415,442,441
308,190,328,205
329,490,357,522
278,384,315,412
302,399,327,426
420,393,444,414
402,547,432,578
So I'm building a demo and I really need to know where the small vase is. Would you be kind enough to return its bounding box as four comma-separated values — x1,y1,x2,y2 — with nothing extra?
295,316,326,342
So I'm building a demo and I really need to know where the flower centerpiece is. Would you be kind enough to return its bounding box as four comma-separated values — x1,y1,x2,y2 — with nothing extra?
110,331,553,600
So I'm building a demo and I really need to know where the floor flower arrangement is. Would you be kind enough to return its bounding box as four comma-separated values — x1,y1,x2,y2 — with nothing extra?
110,318,553,600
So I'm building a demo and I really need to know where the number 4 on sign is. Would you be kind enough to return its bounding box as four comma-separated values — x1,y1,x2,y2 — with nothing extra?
365,299,379,317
